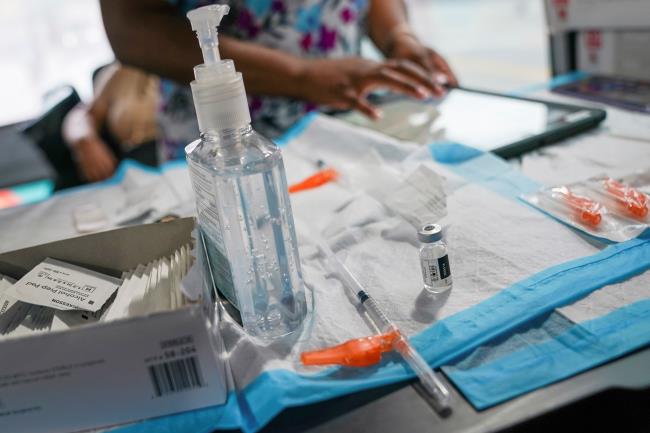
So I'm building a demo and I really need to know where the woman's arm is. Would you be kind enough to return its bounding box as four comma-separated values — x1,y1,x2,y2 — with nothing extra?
99,0,441,117
62,67,118,182
368,0,458,87
367,0,411,56
100,0,305,97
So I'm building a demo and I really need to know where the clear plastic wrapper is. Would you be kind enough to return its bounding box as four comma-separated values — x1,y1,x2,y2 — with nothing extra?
523,174,649,242
586,174,649,221
620,168,650,196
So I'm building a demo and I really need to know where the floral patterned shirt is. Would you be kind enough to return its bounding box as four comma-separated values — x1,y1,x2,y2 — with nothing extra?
159,0,369,160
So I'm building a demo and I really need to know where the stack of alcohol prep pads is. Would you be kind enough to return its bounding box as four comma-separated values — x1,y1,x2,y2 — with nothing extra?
0,244,193,338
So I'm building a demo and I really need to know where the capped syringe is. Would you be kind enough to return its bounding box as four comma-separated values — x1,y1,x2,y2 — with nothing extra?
303,235,453,414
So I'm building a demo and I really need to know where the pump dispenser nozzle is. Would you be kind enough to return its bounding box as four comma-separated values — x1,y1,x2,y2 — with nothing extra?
187,5,251,133
187,5,229,65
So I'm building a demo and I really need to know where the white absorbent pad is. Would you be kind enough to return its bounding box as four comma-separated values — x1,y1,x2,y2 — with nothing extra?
0,113,645,432
117,115,645,433
212,115,605,398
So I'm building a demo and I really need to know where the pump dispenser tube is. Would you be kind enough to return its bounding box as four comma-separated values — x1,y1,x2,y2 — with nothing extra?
185,5,308,338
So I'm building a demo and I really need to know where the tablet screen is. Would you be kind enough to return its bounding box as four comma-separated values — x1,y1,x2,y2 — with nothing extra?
340,89,587,152
430,89,572,151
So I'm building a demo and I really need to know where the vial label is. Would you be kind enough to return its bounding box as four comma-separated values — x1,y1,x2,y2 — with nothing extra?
437,255,451,280
421,255,451,286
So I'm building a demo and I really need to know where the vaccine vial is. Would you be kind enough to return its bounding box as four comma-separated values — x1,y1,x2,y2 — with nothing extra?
418,223,452,294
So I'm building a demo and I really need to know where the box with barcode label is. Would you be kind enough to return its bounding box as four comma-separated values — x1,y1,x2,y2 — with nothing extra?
0,218,227,433
545,0,650,32
576,29,650,80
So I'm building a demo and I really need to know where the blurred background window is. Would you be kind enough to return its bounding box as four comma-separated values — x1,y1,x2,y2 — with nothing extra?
406,0,550,91
0,0,548,127
0,0,113,125
0,0,552,209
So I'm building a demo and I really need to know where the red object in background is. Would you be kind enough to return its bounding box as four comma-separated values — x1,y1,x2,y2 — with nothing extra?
603,177,649,219
288,168,339,194
585,30,602,64
553,0,570,21
301,331,400,367
585,30,602,49
0,189,20,209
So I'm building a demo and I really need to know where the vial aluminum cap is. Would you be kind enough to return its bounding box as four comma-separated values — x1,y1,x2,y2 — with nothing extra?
418,223,442,243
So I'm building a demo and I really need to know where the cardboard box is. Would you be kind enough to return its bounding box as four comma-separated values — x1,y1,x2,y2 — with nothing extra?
577,29,650,80
545,0,650,32
0,218,227,433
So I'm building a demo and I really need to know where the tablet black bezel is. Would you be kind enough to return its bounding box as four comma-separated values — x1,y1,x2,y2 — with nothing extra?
364,87,607,159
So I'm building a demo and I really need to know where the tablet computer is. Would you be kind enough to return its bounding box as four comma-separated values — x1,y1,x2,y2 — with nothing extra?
339,87,607,159
552,75,650,114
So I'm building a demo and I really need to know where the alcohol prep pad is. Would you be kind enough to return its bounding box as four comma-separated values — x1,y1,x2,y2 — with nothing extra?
7,258,122,312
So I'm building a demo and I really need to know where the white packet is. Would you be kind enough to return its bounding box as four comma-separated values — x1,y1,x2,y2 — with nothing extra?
0,295,31,335
103,264,149,322
52,270,132,331
152,257,171,312
6,258,122,312
180,240,206,302
73,204,109,233
130,259,161,316
171,250,182,310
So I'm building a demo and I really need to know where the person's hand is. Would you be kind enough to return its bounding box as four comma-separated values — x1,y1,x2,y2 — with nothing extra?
387,32,459,88
297,57,441,119
72,137,118,182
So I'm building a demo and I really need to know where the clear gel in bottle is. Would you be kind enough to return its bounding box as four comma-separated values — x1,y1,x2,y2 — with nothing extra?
185,5,307,338
418,223,452,294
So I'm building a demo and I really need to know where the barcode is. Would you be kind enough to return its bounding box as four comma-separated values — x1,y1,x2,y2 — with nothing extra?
428,265,438,279
148,356,204,397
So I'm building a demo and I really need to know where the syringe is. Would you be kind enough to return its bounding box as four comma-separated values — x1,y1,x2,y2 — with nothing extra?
315,237,452,414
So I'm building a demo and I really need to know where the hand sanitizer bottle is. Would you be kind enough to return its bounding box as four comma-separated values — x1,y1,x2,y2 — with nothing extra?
185,5,307,338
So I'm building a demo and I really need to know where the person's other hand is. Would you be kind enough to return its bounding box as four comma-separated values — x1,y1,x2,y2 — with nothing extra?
297,57,440,119
72,137,118,182
387,32,458,88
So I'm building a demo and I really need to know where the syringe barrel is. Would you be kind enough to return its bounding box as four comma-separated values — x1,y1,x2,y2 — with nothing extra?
361,292,452,410
393,335,452,412
358,291,392,333
318,238,452,413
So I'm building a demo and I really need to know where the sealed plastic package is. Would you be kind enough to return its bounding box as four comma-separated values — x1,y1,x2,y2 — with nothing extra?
523,173,649,242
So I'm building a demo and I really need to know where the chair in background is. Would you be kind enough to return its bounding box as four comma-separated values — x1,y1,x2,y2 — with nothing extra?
21,86,84,190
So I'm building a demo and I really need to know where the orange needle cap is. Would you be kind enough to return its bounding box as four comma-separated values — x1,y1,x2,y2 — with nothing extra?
566,193,602,226
604,177,648,218
289,168,339,194
554,187,602,227
301,331,399,367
